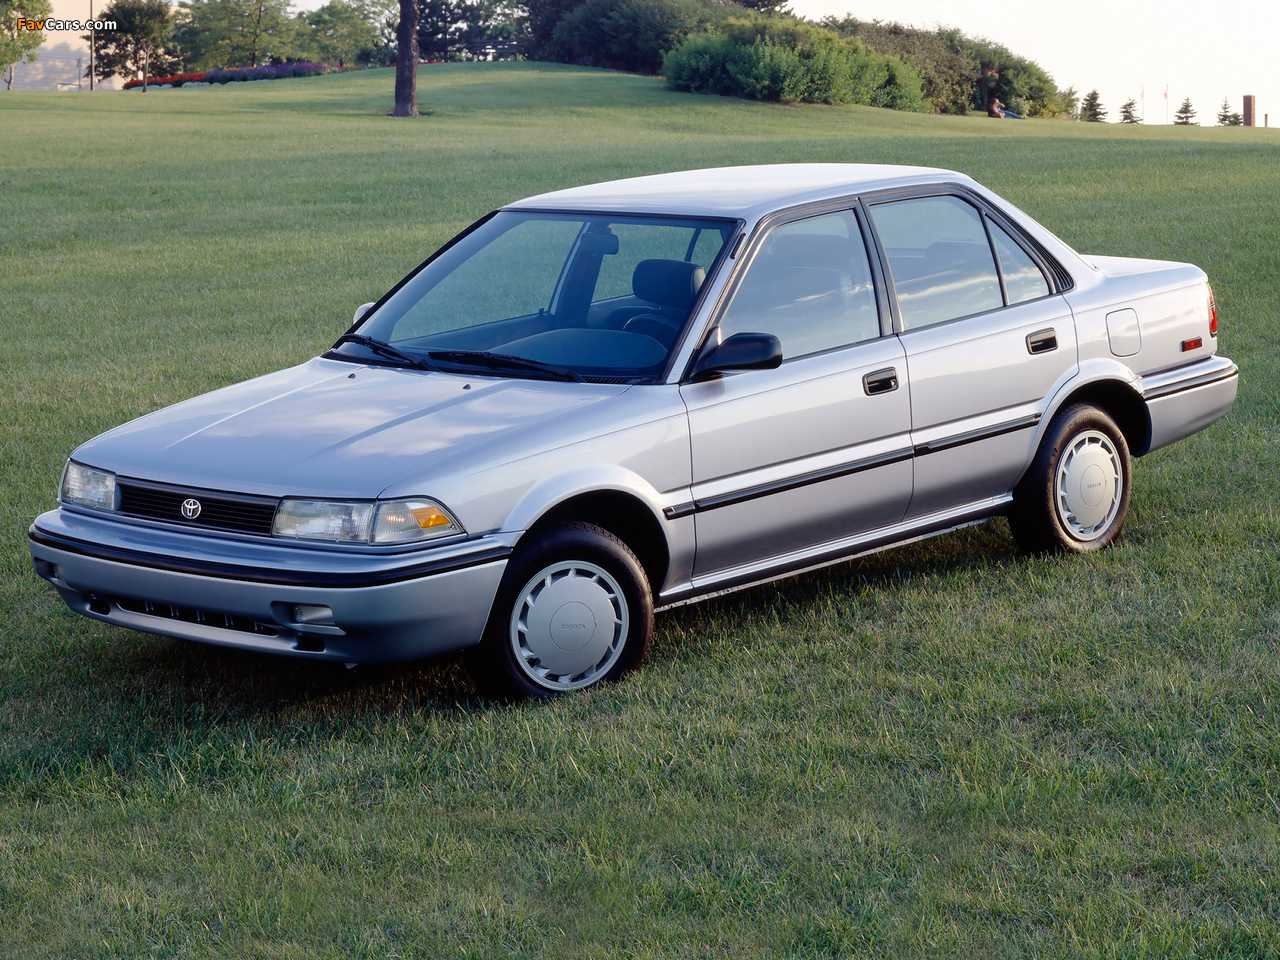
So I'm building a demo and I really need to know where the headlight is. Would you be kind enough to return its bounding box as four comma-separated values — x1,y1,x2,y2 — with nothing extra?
61,461,117,511
273,500,374,543
272,498,462,544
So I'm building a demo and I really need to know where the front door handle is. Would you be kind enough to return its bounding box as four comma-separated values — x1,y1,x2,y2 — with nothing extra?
863,367,899,395
1026,328,1058,354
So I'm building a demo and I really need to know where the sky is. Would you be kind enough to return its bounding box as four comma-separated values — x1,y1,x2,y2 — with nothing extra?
787,0,1279,124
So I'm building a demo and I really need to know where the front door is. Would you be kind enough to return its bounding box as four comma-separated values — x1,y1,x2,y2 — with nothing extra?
679,209,914,580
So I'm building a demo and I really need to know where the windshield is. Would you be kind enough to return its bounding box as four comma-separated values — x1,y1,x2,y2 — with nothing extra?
335,211,737,382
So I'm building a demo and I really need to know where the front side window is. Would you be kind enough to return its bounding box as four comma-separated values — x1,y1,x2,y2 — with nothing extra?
340,212,734,382
718,210,881,360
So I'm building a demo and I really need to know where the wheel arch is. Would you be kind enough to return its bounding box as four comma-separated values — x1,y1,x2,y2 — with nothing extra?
1043,365,1151,457
506,472,672,593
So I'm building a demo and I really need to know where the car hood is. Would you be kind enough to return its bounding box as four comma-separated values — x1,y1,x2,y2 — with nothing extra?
73,358,631,498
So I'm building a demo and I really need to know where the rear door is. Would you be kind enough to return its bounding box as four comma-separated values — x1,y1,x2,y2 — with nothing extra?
865,192,1078,519
679,208,914,579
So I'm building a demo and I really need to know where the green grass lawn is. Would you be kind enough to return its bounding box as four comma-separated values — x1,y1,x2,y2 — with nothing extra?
2,63,1279,958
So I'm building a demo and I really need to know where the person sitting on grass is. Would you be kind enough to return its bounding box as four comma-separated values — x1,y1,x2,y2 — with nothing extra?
988,96,1024,119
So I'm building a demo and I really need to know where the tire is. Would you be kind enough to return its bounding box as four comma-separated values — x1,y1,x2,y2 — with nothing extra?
469,522,653,700
1008,403,1132,554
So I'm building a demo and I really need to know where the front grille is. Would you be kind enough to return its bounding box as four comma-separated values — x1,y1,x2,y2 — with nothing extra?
114,597,279,636
117,479,278,535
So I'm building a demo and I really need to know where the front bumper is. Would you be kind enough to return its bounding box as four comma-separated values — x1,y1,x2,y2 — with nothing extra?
29,508,513,663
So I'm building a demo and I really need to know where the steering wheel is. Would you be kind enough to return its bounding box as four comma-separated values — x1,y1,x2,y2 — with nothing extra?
623,312,683,345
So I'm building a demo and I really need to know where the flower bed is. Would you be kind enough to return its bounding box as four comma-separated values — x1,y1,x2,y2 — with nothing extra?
123,63,329,89
123,72,209,89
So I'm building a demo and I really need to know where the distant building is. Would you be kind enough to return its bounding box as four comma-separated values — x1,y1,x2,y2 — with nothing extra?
1243,95,1256,127
9,0,121,91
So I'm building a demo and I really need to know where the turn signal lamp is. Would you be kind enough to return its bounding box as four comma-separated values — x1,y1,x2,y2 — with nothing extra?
1208,285,1218,337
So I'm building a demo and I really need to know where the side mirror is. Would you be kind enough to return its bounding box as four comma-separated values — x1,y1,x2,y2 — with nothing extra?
688,332,783,382
353,302,376,325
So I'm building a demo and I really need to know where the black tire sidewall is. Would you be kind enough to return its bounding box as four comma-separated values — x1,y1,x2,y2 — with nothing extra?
472,522,653,699
1015,404,1132,553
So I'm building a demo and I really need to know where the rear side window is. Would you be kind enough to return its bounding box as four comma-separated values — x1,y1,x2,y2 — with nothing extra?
718,210,881,359
989,220,1050,304
869,196,1003,330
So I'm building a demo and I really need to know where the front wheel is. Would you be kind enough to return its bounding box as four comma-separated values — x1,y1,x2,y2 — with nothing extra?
1008,403,1132,554
469,522,653,699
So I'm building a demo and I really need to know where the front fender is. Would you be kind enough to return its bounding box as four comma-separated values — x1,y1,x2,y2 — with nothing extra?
503,464,669,535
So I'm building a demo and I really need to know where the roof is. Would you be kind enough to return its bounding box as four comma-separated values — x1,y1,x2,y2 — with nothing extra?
504,163,973,222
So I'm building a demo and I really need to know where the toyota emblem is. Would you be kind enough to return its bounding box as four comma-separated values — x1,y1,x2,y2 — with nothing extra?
181,498,202,520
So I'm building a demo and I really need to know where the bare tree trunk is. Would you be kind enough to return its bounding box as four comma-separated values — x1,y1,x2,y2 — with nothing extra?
393,0,418,117
142,45,148,92
4,65,13,91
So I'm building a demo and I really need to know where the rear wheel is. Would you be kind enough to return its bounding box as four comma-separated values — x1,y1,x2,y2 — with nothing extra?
1009,403,1132,553
470,522,653,699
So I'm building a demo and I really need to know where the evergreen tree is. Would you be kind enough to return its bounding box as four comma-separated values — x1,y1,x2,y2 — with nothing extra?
1119,97,1139,123
1174,96,1196,125
1216,97,1232,126
1080,88,1106,122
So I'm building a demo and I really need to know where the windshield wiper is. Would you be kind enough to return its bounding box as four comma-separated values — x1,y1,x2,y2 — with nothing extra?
425,350,584,383
330,334,441,373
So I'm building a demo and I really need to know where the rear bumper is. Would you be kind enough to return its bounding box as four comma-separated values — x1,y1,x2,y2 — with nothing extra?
1139,354,1239,455
29,509,512,663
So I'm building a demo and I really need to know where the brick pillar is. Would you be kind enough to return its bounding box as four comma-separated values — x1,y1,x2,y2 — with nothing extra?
1244,95,1256,127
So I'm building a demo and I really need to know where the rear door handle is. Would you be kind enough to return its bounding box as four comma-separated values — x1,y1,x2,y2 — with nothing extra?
1026,328,1058,354
863,367,899,395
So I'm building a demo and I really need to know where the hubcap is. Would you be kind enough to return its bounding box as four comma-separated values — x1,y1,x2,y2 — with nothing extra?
1055,429,1123,541
509,560,628,691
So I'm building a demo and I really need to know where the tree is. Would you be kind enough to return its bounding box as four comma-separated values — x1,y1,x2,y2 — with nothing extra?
173,0,296,70
553,0,707,74
306,0,380,64
1215,97,1244,126
1,0,53,89
86,0,178,86
1119,97,1139,123
1080,88,1106,122
393,0,417,114
1174,96,1196,125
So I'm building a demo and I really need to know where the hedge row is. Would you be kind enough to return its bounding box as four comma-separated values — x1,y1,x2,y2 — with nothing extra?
123,63,329,89
664,18,928,109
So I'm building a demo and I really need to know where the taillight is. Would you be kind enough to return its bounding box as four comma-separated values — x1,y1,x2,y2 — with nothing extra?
1208,284,1218,337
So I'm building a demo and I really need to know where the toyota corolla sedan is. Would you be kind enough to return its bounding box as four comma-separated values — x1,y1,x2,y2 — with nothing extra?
30,164,1239,698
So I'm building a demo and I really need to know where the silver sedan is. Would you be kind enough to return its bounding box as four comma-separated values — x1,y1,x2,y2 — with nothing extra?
30,164,1239,697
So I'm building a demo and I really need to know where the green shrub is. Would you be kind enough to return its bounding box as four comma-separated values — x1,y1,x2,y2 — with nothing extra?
664,17,928,110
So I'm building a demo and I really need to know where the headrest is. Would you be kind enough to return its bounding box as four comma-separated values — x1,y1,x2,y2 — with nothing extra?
633,259,705,310
925,238,992,272
763,234,853,273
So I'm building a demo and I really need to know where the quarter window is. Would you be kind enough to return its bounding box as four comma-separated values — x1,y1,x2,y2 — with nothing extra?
718,211,881,359
869,196,1003,330
988,220,1050,304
